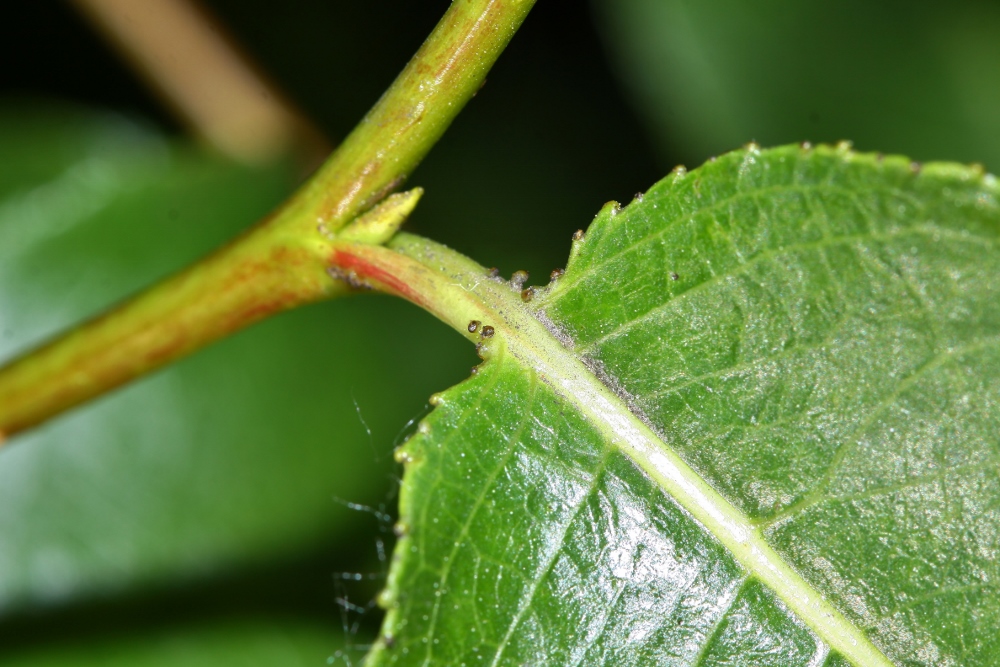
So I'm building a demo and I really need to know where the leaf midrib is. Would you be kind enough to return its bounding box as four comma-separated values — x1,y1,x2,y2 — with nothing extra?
391,235,896,667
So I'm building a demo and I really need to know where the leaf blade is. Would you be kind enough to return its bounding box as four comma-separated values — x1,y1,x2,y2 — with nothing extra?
370,145,999,664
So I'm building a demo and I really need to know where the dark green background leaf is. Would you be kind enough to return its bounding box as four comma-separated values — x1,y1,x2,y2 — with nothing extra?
371,145,999,665
595,0,1000,171
5,617,363,666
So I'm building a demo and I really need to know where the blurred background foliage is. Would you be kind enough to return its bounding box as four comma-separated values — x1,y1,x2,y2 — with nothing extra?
597,0,1000,171
0,0,995,664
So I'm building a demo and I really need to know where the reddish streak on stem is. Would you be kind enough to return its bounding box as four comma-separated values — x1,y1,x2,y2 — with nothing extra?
331,248,428,310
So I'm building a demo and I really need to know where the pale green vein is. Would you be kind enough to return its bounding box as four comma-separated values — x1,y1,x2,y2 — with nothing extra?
642,310,853,403
760,334,1000,529
489,448,614,667
892,581,999,615
690,576,750,667
420,368,529,666
415,367,498,572
571,224,976,355
762,457,998,529
565,570,632,667
559,177,928,296
390,235,895,667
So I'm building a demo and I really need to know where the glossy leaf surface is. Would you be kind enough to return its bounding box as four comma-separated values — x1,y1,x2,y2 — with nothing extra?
0,106,471,612
369,145,1000,665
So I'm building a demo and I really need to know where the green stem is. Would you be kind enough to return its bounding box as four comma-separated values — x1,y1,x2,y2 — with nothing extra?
0,0,536,440
281,0,537,238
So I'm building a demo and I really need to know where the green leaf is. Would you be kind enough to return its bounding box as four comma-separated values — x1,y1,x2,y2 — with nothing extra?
369,145,999,665
4,616,361,666
593,0,1000,171
0,105,472,611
